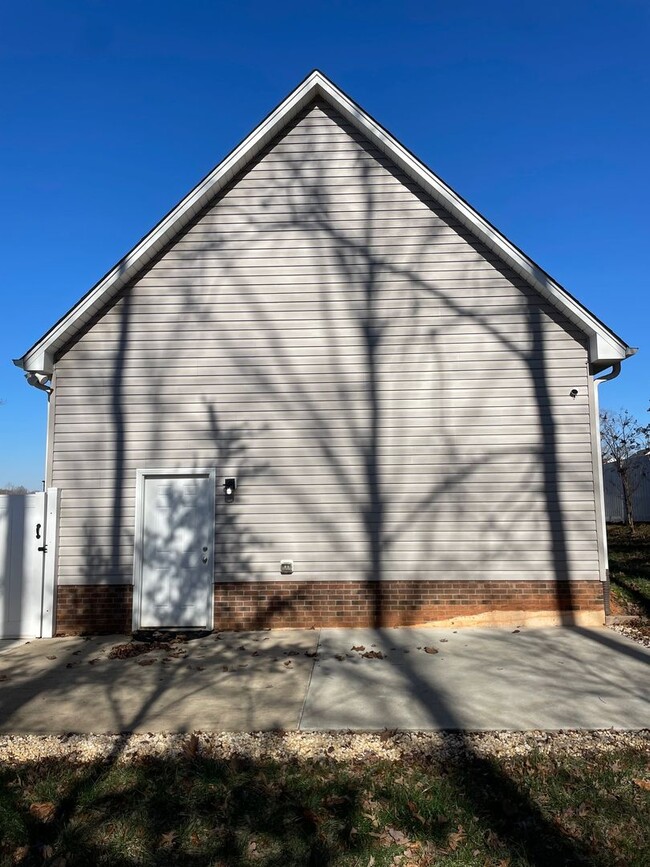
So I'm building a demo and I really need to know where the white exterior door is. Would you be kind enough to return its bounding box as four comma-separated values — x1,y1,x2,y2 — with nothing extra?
0,492,46,638
135,471,215,629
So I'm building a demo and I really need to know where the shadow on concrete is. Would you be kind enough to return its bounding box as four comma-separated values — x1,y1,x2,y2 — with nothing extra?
8,96,631,866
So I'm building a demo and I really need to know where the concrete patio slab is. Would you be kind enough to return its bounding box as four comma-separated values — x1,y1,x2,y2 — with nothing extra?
1,626,648,733
0,630,318,734
0,639,31,655
300,626,650,731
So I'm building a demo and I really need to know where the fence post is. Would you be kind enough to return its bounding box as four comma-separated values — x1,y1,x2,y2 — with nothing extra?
41,488,59,638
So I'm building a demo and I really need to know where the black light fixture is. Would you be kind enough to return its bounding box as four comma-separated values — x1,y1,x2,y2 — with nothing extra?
224,478,236,503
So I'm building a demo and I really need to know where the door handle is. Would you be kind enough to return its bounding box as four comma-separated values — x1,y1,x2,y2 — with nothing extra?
36,523,42,539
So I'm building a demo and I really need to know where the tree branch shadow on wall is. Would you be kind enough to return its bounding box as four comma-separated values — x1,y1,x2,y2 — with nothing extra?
14,98,618,864
204,103,583,623
158,102,594,863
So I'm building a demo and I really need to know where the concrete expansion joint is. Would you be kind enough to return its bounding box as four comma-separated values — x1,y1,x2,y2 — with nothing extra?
298,626,322,731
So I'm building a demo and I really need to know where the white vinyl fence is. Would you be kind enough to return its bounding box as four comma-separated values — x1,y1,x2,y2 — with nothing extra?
0,489,59,638
603,454,650,523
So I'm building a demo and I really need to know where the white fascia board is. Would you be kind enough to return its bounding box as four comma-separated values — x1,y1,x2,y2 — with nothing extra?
18,72,324,375
18,71,629,374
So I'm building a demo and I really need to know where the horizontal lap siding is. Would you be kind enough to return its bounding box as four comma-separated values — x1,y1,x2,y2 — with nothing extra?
51,100,598,587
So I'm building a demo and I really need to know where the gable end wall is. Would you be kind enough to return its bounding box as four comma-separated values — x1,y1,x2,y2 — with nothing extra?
49,101,603,631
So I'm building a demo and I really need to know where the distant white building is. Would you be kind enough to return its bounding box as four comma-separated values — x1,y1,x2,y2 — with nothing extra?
603,451,650,523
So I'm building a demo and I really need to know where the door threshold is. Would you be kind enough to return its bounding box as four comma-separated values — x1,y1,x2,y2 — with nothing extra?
133,628,212,643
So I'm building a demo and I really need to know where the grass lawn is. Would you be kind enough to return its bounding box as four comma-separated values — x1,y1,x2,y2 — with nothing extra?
1,739,649,867
607,522,650,616
1,532,647,866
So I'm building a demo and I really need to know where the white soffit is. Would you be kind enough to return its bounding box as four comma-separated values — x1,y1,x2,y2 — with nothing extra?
16,70,631,374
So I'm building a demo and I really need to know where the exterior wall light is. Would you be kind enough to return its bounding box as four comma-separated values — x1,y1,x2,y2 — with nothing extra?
224,478,236,503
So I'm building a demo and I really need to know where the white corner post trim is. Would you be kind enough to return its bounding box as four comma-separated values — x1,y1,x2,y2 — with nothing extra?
41,488,60,638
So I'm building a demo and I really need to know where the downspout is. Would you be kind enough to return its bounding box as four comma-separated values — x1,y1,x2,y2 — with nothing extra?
17,367,54,488
24,371,53,396
591,359,626,617
16,365,57,635
595,361,622,386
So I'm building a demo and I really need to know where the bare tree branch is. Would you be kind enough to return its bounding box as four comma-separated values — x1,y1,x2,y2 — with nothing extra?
600,408,650,533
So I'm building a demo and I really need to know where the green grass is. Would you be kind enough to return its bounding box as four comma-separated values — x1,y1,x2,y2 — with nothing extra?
607,522,650,616
1,524,648,866
1,745,649,866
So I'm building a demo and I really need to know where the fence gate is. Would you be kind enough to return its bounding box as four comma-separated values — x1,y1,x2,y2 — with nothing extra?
0,489,58,638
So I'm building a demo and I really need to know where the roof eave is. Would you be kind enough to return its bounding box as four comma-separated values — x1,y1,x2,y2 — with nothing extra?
18,71,329,376
310,75,631,367
17,70,632,374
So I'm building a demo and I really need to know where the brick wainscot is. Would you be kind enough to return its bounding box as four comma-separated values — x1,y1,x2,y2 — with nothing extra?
213,580,605,630
56,586,133,634
55,581,604,634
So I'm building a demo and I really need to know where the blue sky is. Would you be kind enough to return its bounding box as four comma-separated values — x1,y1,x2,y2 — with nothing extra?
1,0,648,489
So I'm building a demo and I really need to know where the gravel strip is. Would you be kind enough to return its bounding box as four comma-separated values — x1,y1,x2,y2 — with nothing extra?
0,729,647,766
610,619,650,648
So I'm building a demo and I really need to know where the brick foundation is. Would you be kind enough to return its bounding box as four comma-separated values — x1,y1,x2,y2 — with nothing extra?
54,580,604,634
213,580,605,631
56,585,133,635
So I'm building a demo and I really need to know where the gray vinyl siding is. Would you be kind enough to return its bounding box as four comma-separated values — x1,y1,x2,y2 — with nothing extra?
51,100,599,586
